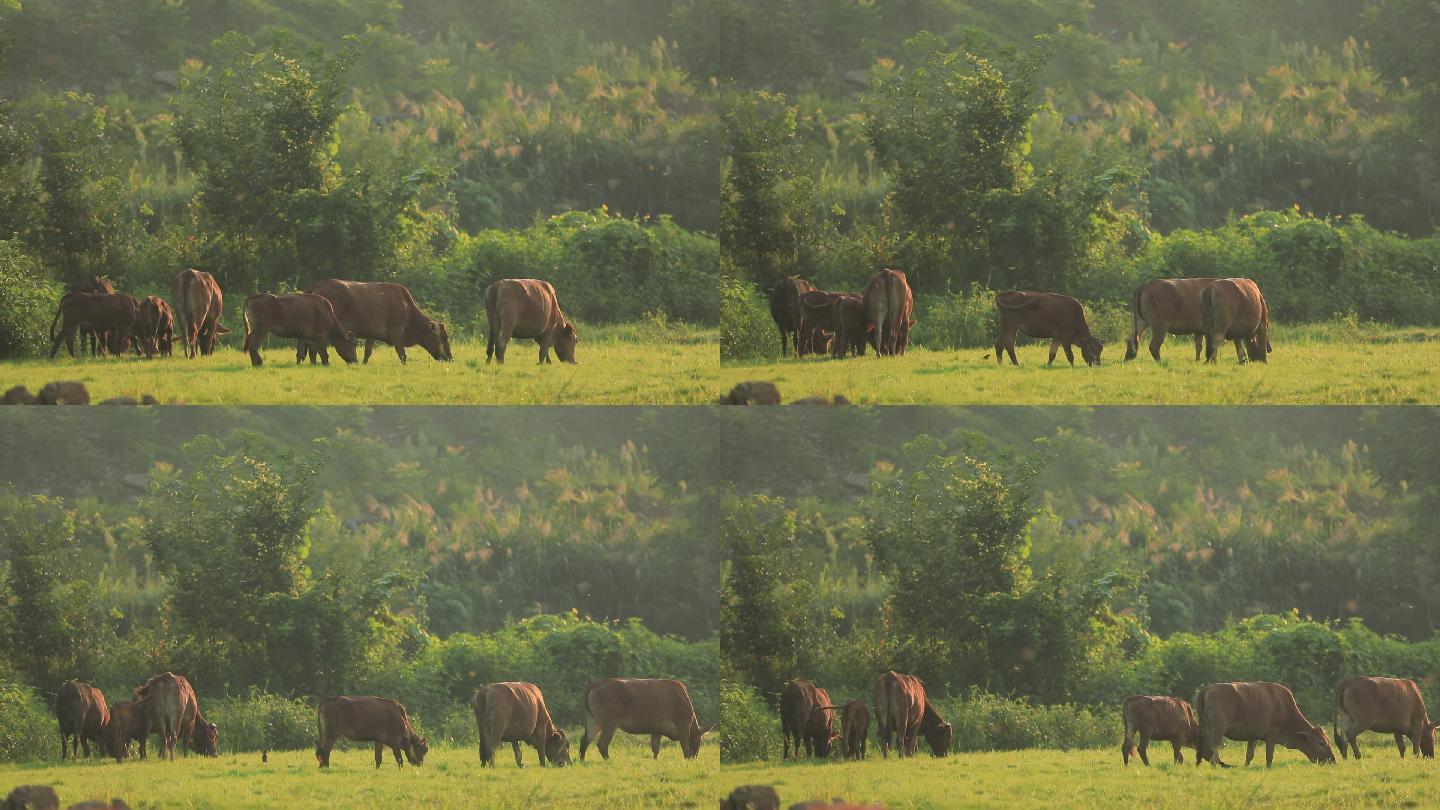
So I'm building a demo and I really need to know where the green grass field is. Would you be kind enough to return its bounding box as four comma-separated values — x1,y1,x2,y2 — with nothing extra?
717,747,1440,809
720,327,1440,405
0,739,718,809
1,325,719,405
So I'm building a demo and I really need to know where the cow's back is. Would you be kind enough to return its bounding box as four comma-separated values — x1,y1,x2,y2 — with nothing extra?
1338,677,1427,730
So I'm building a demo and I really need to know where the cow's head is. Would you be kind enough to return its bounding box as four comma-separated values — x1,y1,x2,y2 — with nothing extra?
102,722,129,762
314,744,330,767
682,721,714,759
545,728,572,766
1244,336,1268,361
1295,726,1336,764
1421,722,1437,758
330,329,359,364
555,323,579,364
924,719,953,757
420,320,452,361
192,720,219,756
1080,336,1104,366
404,734,429,765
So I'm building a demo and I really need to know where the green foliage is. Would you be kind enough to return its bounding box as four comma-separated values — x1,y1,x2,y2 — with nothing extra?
0,681,53,763
0,492,92,688
720,91,815,286
720,495,814,698
205,690,316,754
909,286,997,350
719,273,777,359
0,240,58,358
938,691,1114,752
718,678,780,762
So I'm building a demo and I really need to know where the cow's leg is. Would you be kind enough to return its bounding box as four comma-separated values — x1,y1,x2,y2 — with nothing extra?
538,341,550,365
318,343,331,366
1063,342,1076,366
1137,732,1151,766
60,730,68,760
1149,332,1166,362
1191,333,1203,361
248,327,266,366
1232,338,1245,364
363,339,375,364
373,741,384,768
1047,339,1060,366
1349,732,1362,759
80,734,90,757
394,343,407,364
596,726,615,760
778,324,788,357
1396,732,1407,758
1171,740,1184,764
295,341,308,364
1264,741,1276,768
1244,740,1257,766
783,726,791,760
512,741,523,767
650,734,662,759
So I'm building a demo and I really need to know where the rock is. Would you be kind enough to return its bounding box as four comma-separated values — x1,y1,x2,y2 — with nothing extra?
3,785,60,810
842,473,870,491
721,785,780,810
151,69,178,86
37,381,90,405
717,381,782,405
121,474,149,490
140,395,159,405
842,69,871,87
99,397,140,406
1,385,37,404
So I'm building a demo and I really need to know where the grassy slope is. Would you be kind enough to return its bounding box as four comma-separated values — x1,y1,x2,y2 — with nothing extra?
717,748,1440,809
0,328,720,405
0,741,718,810
719,329,1440,405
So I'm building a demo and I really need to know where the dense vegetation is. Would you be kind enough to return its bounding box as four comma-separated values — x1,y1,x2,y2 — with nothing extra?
0,408,718,759
0,1,721,358
719,1,1440,358
718,406,1440,758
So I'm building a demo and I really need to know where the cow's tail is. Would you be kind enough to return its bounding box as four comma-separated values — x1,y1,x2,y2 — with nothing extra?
1121,700,1135,762
49,298,64,343
1126,285,1144,360
475,687,491,764
1333,680,1347,758
1200,286,1217,361
241,299,254,354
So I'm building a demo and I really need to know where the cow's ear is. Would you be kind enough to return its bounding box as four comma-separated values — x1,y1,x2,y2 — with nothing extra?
699,722,715,735
562,323,576,336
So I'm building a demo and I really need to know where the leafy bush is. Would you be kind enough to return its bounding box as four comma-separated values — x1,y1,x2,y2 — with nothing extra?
0,681,53,762
911,287,997,349
0,240,60,358
937,691,1115,753
205,691,316,754
719,679,780,762
720,275,779,359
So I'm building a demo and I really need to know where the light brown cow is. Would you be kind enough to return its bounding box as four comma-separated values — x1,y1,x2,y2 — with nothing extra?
578,678,713,761
56,680,109,759
1334,676,1436,759
136,296,174,359
770,276,814,357
101,698,151,761
48,293,140,358
873,671,951,758
171,269,229,358
1201,278,1271,364
473,681,570,768
1125,277,1218,362
862,269,913,356
994,291,1103,366
1121,695,1199,765
484,278,578,365
137,672,215,757
241,293,357,367
303,279,451,364
315,696,428,769
135,672,184,760
1195,681,1335,767
780,679,839,760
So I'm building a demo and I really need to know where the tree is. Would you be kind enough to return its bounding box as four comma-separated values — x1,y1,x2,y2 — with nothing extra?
720,91,814,286
0,491,93,687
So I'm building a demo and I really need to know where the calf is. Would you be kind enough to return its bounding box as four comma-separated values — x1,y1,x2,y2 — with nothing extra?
994,291,1103,366
241,293,357,367
1121,695,1199,765
1334,676,1436,759
797,290,845,357
831,294,868,358
136,296,174,358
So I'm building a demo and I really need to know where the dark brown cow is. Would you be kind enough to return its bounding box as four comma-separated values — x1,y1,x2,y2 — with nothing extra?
993,291,1103,367
73,276,116,357
1195,681,1335,767
862,269,914,356
484,278,578,365
56,680,109,760
797,290,846,357
101,698,152,761
780,679,840,759
831,293,868,358
302,279,451,364
171,269,229,358
815,699,870,760
48,293,140,358
873,671,951,758
241,293,357,367
1125,278,1217,362
315,696,428,769
770,276,814,357
1334,676,1436,760
474,681,570,768
579,678,713,761
136,673,215,757
136,296,174,359
1121,695,1199,766
1202,278,1271,364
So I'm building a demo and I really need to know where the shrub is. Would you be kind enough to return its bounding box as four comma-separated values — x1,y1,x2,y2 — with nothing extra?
719,679,779,762
911,286,996,349
937,691,1115,753
205,690,316,753
721,276,778,360
0,681,53,762
0,240,60,358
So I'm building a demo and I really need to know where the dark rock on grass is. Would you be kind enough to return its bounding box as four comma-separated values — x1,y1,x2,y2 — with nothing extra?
37,381,90,405
2,785,59,810
717,381,782,405
721,785,780,810
1,385,37,404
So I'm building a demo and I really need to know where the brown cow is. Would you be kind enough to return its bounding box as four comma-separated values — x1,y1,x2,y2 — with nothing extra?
474,682,570,768
797,290,846,358
1121,695,1199,766
136,296,174,359
579,678,713,761
171,269,229,358
134,672,184,760
1195,681,1335,767
302,279,451,364
1125,277,1218,362
101,698,152,761
770,277,814,357
994,291,1103,366
814,699,870,760
1334,676,1437,760
484,278,578,365
1201,278,1271,364
315,696,428,769
241,293,357,367
831,294,869,358
136,673,215,757
56,680,109,760
73,276,116,357
862,269,914,356
873,671,951,758
49,293,140,358
780,679,840,760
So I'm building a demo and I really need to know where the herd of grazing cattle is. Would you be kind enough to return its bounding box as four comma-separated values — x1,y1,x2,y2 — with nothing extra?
770,272,1273,367
54,674,710,769
45,271,581,367
782,673,1435,768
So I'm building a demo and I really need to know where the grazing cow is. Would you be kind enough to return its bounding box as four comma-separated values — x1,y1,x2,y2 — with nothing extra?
136,296,174,359
1334,676,1436,760
862,269,914,356
1194,681,1335,767
816,699,870,760
56,680,109,760
484,278,578,365
579,678,713,761
241,293,357,367
315,696,428,769
831,293,868,358
171,269,228,357
474,682,571,768
73,276,116,356
770,277,814,357
1125,278,1218,362
780,679,840,760
1121,695,1199,766
1201,278,1270,364
49,293,140,358
134,672,184,760
101,699,152,761
797,290,846,357
136,673,215,757
302,279,451,364
873,671,951,758
994,291,1103,367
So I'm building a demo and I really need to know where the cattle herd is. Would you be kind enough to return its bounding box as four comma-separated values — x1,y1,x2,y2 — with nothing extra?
781,673,1435,769
770,272,1273,366
53,674,710,769
44,271,582,367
